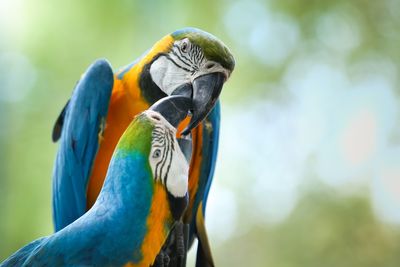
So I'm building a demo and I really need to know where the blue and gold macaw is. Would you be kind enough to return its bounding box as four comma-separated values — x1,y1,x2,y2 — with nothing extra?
1,95,193,267
51,28,235,266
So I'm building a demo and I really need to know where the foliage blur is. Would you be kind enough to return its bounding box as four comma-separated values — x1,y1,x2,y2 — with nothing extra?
1,0,400,265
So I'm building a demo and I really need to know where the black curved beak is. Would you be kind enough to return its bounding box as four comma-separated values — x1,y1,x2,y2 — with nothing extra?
149,95,192,128
184,72,225,135
172,72,225,135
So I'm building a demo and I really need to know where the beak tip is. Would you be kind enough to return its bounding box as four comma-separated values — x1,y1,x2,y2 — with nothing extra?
149,96,192,128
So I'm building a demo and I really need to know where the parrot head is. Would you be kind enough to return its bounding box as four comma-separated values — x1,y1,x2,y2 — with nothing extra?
141,95,193,220
144,27,235,135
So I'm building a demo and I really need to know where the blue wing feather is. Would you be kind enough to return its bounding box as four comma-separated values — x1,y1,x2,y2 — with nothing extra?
52,59,114,231
0,238,48,267
201,100,220,211
188,101,220,237
188,101,220,267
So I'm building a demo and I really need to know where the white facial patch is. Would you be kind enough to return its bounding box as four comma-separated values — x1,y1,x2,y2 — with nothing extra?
146,111,189,197
150,39,230,96
149,56,192,95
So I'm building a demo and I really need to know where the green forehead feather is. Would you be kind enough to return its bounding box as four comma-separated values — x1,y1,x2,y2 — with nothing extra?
171,27,235,71
117,114,154,155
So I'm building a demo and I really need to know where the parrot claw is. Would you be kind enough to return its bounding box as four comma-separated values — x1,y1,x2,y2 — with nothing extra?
175,223,185,266
152,250,170,267
174,222,190,267
155,221,190,267
183,223,190,267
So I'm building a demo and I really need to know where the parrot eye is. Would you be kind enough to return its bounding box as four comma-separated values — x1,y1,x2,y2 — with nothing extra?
205,62,216,69
153,149,161,158
180,40,189,53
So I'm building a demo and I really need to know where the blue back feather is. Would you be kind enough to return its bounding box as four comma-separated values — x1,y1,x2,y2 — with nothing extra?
2,148,155,266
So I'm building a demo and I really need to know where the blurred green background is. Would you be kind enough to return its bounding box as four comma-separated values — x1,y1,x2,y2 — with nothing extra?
1,0,400,266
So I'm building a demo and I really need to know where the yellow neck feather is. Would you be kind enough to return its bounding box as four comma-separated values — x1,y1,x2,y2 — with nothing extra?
125,182,174,267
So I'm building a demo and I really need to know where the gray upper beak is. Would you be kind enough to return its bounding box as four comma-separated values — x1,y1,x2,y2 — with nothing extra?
149,95,192,128
171,72,225,136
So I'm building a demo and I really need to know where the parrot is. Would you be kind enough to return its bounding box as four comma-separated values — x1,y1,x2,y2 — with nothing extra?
1,95,194,267
51,27,235,266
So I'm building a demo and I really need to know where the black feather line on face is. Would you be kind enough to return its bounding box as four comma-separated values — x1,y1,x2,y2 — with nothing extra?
173,43,204,71
159,133,169,183
152,126,175,185
163,54,193,73
154,128,166,181
163,130,175,187
172,45,194,68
